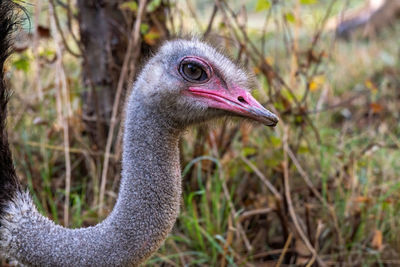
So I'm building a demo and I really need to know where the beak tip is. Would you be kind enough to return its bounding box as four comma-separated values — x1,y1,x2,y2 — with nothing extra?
267,119,278,127
265,113,279,127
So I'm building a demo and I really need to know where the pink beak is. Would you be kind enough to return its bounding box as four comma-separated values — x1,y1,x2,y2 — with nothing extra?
188,86,278,127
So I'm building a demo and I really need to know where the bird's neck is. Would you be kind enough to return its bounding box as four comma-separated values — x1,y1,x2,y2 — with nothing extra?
107,95,183,260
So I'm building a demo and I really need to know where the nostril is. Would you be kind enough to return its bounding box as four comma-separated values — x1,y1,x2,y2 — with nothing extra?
238,96,247,104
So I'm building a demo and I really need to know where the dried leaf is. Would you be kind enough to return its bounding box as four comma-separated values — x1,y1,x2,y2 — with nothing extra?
265,56,274,65
365,79,378,92
308,80,319,91
371,229,383,251
370,103,383,113
253,66,260,74
240,124,250,145
143,27,161,46
309,75,325,92
354,196,371,203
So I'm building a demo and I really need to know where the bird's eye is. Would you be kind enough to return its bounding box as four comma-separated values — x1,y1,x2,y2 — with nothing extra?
180,62,208,82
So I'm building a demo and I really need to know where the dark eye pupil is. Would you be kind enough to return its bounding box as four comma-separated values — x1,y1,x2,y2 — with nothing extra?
187,64,200,76
182,63,205,81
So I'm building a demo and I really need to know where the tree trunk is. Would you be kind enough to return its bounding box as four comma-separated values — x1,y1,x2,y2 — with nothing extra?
77,0,169,150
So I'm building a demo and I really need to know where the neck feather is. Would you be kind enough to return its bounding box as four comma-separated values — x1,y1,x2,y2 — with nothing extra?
0,92,183,266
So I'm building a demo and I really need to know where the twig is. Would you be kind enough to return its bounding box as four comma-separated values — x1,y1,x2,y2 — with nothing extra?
152,253,179,267
282,126,326,267
149,12,169,39
169,239,187,266
165,0,176,35
260,3,273,58
185,0,202,30
300,0,338,104
219,1,322,144
12,140,117,159
33,0,43,99
253,248,296,259
285,139,344,248
285,146,324,203
208,132,253,252
239,208,273,222
49,3,72,226
49,0,81,57
221,178,252,252
221,215,233,267
65,0,83,52
276,232,293,267
240,155,281,201
204,4,218,37
99,0,148,215
217,164,252,252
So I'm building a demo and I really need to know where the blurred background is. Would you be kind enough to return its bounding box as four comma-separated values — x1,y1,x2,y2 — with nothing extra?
3,0,400,265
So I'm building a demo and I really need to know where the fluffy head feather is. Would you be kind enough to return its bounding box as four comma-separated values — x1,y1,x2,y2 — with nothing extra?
131,37,277,128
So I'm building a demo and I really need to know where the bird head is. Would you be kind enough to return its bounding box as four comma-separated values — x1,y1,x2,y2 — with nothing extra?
134,38,278,128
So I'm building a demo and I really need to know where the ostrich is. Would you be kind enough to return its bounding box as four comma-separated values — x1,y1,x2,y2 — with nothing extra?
0,2,278,266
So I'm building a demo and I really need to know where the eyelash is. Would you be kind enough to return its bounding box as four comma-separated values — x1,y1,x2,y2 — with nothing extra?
178,58,212,83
